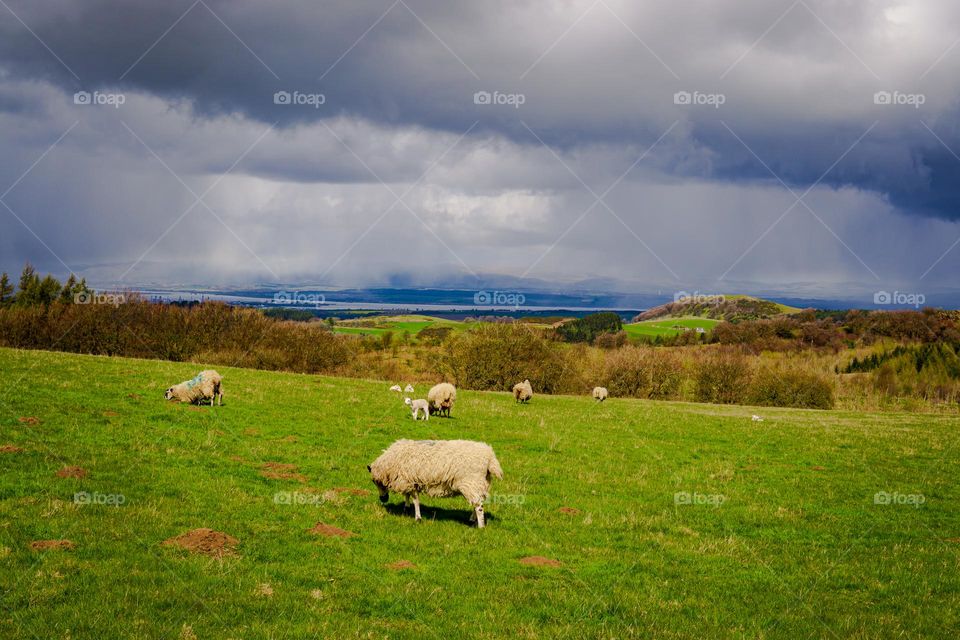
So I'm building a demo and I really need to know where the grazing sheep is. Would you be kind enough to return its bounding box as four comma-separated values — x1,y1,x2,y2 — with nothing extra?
426,382,457,417
404,384,415,393
164,370,223,406
368,439,503,527
512,379,533,403
592,386,608,402
751,414,764,422
404,397,430,421
389,384,402,392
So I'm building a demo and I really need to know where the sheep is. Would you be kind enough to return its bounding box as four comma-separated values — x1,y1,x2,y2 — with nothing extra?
512,379,533,403
368,439,503,527
164,370,223,406
404,384,415,393
404,397,430,421
592,386,608,402
389,384,402,392
426,382,457,417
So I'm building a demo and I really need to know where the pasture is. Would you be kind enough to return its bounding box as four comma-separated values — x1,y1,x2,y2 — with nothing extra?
1,347,958,638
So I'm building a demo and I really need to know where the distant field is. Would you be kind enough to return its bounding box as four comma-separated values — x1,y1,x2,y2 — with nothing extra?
332,314,469,337
1,348,958,638
624,316,722,338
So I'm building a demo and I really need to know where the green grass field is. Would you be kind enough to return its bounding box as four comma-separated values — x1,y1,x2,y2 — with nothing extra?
1,348,958,638
332,314,470,337
624,316,721,338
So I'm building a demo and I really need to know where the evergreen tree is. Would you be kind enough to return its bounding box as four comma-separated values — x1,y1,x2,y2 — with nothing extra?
0,272,12,305
15,262,40,305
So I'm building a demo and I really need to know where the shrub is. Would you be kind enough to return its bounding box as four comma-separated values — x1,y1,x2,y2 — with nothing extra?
694,350,752,404
447,323,567,392
748,368,835,409
556,312,622,343
603,347,683,399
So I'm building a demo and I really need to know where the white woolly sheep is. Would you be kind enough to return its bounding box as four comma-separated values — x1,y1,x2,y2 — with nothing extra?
404,384,415,393
426,382,457,417
164,370,223,406
404,397,430,421
512,379,533,403
592,386,608,402
368,439,503,527
389,384,402,392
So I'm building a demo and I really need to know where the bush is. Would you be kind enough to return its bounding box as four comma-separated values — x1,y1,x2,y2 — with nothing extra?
748,368,835,409
694,350,752,404
556,312,622,343
447,323,567,392
603,347,683,399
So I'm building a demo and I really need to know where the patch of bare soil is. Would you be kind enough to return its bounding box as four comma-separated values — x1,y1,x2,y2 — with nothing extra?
0,444,24,453
557,507,581,515
333,487,371,496
308,522,355,538
127,393,142,400
811,466,827,471
946,537,960,543
30,539,75,551
243,428,260,436
260,462,307,482
279,435,298,443
162,528,238,557
18,417,40,425
56,466,88,478
103,411,119,418
519,556,562,567
385,560,416,570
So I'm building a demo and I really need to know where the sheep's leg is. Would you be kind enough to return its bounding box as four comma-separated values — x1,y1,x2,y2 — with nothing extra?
413,492,422,521
473,502,485,528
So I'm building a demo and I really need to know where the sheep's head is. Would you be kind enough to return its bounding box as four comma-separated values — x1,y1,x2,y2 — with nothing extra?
368,465,389,502
164,388,175,400
404,397,412,405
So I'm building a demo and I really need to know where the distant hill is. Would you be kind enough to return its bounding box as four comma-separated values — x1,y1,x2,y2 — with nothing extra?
632,295,802,323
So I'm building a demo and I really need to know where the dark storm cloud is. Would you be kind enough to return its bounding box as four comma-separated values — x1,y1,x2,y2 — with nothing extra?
2,0,960,219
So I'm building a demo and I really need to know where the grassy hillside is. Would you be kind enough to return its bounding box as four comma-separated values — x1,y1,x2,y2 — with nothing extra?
623,316,721,338
636,295,802,323
1,348,958,638
332,314,470,337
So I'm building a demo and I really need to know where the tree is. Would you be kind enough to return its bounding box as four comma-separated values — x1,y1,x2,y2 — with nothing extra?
0,273,12,305
15,262,40,305
59,274,78,303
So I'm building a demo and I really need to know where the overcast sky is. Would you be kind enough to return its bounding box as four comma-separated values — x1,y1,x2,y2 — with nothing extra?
1,0,959,303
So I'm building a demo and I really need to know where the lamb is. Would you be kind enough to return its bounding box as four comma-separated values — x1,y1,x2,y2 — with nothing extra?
404,384,415,393
368,439,503,527
426,382,457,417
164,370,223,406
512,379,533,403
404,397,430,421
592,386,608,402
389,384,402,392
